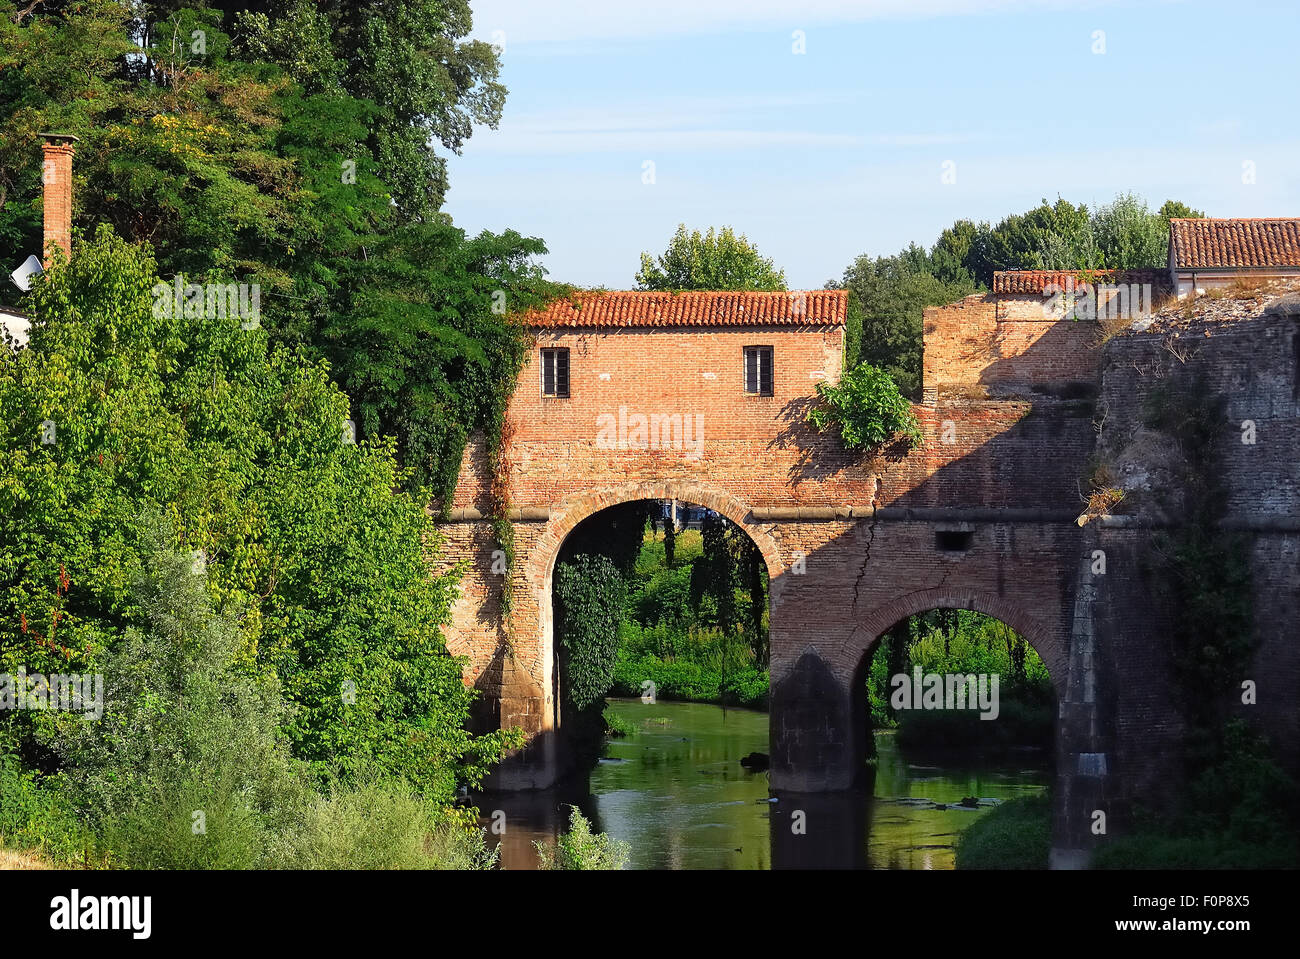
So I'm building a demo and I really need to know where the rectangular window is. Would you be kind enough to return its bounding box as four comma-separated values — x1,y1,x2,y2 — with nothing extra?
935,530,974,552
541,347,570,398
744,346,774,396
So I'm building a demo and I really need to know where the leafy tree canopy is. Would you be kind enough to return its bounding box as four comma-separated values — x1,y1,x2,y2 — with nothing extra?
0,0,561,499
830,192,1205,394
636,224,787,291
0,228,520,799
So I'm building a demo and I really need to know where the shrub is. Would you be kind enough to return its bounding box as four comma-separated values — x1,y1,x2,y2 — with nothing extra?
611,650,769,709
535,806,630,870
602,707,635,738
807,363,923,451
955,794,1051,869
0,744,93,866
267,779,498,870
33,525,501,870
1091,723,1300,869
895,697,1053,749
42,520,308,868
1091,834,1298,870
0,227,516,804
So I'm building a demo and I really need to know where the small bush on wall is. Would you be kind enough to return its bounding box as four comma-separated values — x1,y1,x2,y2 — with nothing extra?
807,363,923,451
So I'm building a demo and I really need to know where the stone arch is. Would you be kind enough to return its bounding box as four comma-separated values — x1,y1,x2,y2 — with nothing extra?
841,585,1068,700
526,480,784,589
774,584,1072,793
521,480,782,735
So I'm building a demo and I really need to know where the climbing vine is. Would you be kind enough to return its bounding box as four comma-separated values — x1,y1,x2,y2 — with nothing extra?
487,409,518,625
1143,380,1254,763
553,554,627,712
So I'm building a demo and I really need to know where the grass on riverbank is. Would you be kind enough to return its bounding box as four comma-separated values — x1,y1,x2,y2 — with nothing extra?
954,794,1051,869
0,845,50,869
610,645,768,709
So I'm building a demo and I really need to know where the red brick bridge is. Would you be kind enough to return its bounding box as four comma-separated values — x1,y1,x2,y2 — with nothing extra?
438,278,1300,866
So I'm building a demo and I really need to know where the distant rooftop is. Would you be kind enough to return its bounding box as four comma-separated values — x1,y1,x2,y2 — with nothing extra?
523,290,847,328
992,269,1164,295
1169,218,1300,271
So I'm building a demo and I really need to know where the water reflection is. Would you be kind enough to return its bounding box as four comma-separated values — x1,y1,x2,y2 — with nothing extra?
474,698,1048,870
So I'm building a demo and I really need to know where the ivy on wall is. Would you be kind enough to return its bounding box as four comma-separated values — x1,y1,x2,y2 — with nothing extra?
553,554,626,713
1143,380,1254,765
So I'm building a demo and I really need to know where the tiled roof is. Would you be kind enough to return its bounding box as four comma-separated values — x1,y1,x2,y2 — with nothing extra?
992,270,1161,294
523,290,846,328
1169,218,1300,271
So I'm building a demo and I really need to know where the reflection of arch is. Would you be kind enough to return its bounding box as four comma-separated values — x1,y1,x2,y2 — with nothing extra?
841,586,1067,699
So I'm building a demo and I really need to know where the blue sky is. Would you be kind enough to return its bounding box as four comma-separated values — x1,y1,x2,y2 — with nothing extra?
444,0,1299,290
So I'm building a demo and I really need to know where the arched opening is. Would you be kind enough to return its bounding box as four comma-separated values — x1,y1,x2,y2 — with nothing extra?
548,497,772,755
845,603,1060,869
482,493,781,869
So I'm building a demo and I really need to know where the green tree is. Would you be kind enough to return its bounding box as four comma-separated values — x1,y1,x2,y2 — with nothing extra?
43,518,308,869
690,513,738,635
829,246,974,396
636,224,786,291
0,227,519,800
1157,200,1205,221
964,198,1095,283
37,519,504,869
830,193,1203,388
318,221,563,501
232,0,506,220
0,2,546,505
1092,192,1167,269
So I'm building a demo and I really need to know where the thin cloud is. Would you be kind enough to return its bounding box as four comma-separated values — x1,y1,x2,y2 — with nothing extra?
461,95,977,155
464,128,870,154
471,0,1122,47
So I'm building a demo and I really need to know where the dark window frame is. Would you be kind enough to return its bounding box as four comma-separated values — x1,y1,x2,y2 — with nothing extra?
743,345,774,396
540,347,570,398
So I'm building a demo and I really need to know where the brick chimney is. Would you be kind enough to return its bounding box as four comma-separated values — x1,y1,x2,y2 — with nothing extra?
39,133,78,262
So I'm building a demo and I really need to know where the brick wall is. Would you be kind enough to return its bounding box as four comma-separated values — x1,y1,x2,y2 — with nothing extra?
922,292,1103,401
442,318,1096,727
440,311,1104,813
1095,308,1300,779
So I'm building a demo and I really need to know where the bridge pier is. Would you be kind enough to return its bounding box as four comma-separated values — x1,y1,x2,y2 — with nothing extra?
769,649,858,791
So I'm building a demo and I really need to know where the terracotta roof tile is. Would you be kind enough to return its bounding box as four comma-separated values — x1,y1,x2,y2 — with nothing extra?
992,269,1162,294
524,290,847,328
1170,218,1300,271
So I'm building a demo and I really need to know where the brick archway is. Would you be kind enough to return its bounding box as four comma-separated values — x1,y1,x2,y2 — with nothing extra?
527,480,784,590
843,586,1068,698
766,584,1071,795
519,480,783,738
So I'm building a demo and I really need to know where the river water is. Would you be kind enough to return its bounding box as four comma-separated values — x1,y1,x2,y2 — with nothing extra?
477,698,1049,870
